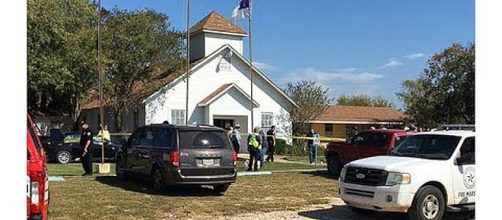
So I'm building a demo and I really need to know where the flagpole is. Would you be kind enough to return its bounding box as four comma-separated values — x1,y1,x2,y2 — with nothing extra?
248,0,254,131
185,0,190,125
97,0,105,164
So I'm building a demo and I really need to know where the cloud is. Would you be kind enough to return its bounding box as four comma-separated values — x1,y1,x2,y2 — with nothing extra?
334,67,356,72
252,61,276,70
380,58,403,68
287,67,383,84
405,53,425,60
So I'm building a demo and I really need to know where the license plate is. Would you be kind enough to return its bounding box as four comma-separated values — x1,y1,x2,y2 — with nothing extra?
202,159,214,165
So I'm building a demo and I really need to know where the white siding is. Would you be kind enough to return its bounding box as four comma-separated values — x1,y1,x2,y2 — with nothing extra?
144,46,293,137
204,33,243,56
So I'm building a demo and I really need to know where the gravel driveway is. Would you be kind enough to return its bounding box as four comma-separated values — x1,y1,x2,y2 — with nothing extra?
213,198,474,220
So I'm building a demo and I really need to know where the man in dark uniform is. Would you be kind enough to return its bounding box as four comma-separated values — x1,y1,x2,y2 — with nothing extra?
80,121,93,176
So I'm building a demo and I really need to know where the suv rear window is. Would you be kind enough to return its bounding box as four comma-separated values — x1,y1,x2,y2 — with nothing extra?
178,130,231,149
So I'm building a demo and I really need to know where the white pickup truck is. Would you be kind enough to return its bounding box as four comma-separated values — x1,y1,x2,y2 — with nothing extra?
339,130,475,220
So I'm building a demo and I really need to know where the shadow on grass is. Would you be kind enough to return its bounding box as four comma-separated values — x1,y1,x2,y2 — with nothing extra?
300,170,338,179
298,204,474,220
94,176,225,197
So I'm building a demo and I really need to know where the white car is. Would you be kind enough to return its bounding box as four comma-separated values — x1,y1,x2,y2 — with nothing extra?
339,130,475,220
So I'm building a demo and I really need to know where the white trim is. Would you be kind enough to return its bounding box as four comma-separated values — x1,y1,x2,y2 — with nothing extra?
308,120,404,125
201,29,248,37
142,44,297,108
197,83,259,107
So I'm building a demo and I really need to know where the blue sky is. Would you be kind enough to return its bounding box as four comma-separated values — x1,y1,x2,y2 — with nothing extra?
101,0,474,109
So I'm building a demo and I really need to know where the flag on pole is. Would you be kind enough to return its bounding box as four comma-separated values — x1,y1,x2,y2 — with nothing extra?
232,0,251,20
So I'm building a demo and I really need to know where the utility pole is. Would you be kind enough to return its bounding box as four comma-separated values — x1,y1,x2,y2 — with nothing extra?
185,0,190,125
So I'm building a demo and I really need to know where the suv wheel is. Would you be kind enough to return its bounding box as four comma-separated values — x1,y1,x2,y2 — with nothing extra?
115,157,126,179
213,184,230,193
408,185,445,220
56,150,72,164
151,168,165,192
327,155,341,177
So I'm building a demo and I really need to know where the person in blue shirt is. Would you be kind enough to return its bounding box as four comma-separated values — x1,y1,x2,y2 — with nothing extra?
231,124,242,153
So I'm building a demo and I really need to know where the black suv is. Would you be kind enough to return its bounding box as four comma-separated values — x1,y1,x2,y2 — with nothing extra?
115,124,237,193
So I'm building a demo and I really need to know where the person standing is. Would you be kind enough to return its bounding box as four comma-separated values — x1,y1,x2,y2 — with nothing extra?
80,121,94,176
247,127,261,171
231,124,242,153
266,126,276,162
259,129,268,168
97,124,111,143
307,128,318,165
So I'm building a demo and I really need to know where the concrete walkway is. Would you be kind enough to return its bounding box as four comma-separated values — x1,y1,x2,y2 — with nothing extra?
238,153,301,164
238,153,323,165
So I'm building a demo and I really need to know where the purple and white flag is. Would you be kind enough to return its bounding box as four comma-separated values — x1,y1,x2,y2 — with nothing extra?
232,0,251,20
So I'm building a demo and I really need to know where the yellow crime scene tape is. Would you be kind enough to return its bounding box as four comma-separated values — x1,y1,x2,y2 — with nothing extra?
110,132,346,143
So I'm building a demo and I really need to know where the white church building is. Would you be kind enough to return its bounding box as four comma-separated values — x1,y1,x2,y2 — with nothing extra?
82,11,296,137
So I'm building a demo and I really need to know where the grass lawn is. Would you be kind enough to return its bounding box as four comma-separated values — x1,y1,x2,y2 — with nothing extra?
47,160,324,177
282,156,327,164
47,163,338,219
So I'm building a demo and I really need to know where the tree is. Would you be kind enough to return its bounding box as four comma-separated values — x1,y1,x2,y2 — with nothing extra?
28,0,98,124
102,8,184,131
336,94,394,108
397,43,475,128
284,81,333,135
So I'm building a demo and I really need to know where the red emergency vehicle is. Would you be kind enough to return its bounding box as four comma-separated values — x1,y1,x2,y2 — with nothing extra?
27,114,49,220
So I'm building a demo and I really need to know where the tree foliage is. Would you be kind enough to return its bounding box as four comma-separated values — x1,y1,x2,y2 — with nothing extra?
397,43,475,128
102,8,184,131
27,0,184,131
336,94,394,108
284,81,333,135
28,0,97,121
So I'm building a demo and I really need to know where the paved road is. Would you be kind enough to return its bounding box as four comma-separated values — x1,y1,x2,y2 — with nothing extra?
218,198,474,220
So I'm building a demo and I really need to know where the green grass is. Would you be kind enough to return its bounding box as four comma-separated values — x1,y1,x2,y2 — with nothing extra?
47,163,116,176
47,160,324,177
48,171,339,219
282,156,327,164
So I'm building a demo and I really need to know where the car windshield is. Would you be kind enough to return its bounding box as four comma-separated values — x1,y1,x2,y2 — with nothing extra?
179,130,231,149
389,134,461,160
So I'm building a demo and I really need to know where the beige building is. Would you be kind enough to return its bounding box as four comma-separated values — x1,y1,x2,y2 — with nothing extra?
309,105,405,139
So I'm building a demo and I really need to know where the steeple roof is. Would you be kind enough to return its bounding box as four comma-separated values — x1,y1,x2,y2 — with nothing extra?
189,11,247,36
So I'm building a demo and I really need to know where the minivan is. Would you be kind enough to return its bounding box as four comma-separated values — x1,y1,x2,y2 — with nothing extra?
115,123,238,193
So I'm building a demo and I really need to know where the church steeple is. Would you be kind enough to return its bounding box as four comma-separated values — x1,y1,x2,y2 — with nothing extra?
189,11,247,61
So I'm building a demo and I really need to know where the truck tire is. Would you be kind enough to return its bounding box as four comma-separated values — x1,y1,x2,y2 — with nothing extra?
408,185,445,220
56,150,72,164
327,154,341,177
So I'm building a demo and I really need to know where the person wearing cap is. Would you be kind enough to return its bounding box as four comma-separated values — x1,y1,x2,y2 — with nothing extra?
80,121,94,176
231,124,242,153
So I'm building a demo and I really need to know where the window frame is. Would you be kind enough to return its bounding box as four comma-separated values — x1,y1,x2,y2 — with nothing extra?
171,109,186,125
261,112,274,129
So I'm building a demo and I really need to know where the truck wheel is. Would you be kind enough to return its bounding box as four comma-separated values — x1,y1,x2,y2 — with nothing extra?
327,155,341,177
56,150,72,164
151,167,165,192
408,185,445,220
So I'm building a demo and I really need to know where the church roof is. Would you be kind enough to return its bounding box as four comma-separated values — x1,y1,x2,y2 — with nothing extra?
198,83,260,107
189,11,247,36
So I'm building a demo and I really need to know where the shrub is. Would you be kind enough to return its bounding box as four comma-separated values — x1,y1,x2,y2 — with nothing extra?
275,138,308,156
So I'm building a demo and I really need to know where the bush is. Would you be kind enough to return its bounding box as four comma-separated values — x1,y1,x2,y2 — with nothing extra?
275,138,308,156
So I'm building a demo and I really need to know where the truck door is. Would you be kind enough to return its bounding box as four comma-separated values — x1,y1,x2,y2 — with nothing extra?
451,136,475,205
355,132,389,159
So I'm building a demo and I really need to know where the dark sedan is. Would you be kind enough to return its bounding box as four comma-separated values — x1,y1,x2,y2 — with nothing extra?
45,132,119,164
